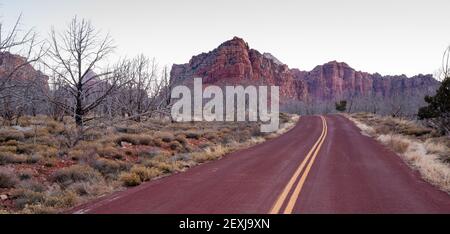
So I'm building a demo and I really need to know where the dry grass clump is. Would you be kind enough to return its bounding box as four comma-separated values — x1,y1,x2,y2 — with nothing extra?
202,131,218,142
119,172,141,186
0,151,27,165
91,158,126,178
50,165,102,187
169,141,183,150
67,142,101,161
11,189,46,208
97,146,124,160
18,179,46,192
174,134,188,144
185,130,201,139
377,134,410,154
18,169,35,181
115,125,140,134
130,165,162,182
155,131,175,143
0,168,19,188
10,187,78,212
145,160,182,173
114,134,154,146
192,145,228,163
119,165,163,187
0,145,17,153
0,129,25,142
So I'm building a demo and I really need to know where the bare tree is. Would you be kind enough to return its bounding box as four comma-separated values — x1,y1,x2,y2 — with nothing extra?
44,16,126,128
112,55,159,120
441,45,450,80
0,14,47,124
0,15,46,91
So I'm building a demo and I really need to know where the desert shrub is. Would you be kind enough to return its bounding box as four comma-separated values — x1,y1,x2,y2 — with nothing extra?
149,161,181,173
378,135,410,154
44,191,78,208
73,141,102,152
118,160,131,171
68,182,90,196
425,138,450,153
26,154,42,164
172,153,192,162
119,172,141,186
83,129,104,141
400,126,432,137
115,125,143,134
185,131,200,139
219,135,233,144
137,148,164,159
21,204,57,214
0,168,19,188
50,165,102,186
192,146,227,163
175,134,187,145
46,120,64,134
182,144,196,153
130,165,161,182
156,132,174,143
4,140,19,147
68,146,98,162
136,135,154,146
43,158,58,168
11,189,46,208
152,138,164,147
249,126,263,137
26,127,50,139
97,146,124,160
38,146,58,158
15,143,34,154
391,140,409,154
0,145,17,153
17,116,32,126
18,169,35,180
198,142,212,149
279,113,291,123
169,141,182,150
0,129,25,142
91,158,122,177
123,148,134,156
68,149,86,161
0,152,27,165
192,152,218,163
115,134,136,145
114,134,154,146
202,131,218,141
35,136,58,147
19,180,45,192
335,100,347,112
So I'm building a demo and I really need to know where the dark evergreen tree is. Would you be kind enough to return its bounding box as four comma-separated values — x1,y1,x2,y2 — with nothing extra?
418,77,450,134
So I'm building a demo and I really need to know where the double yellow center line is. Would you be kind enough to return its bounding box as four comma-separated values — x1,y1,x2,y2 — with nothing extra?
269,115,328,214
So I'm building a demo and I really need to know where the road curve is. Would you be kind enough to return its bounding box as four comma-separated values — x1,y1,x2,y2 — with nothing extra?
70,115,450,214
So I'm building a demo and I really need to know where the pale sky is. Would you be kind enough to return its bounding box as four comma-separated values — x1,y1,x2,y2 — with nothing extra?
1,0,450,77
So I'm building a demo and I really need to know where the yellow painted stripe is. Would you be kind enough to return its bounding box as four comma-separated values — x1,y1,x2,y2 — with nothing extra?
283,116,328,214
269,116,326,214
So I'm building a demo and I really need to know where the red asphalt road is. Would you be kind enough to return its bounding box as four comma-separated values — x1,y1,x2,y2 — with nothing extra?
71,115,450,214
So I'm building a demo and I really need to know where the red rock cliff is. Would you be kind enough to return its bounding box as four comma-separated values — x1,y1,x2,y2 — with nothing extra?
170,37,439,102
